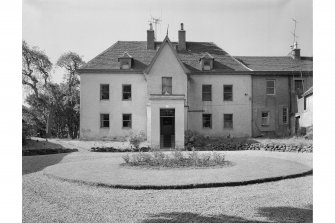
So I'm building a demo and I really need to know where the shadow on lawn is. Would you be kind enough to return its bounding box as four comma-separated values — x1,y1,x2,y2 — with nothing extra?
141,205,312,223
22,153,69,175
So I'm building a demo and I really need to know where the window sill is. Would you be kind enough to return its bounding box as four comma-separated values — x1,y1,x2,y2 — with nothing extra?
122,99,132,101
100,99,110,101
100,127,110,129
122,127,132,129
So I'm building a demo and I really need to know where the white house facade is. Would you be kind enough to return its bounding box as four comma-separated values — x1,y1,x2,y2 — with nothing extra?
78,23,312,148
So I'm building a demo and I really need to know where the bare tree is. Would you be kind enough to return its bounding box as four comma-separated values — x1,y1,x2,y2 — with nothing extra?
22,40,54,138
56,52,85,139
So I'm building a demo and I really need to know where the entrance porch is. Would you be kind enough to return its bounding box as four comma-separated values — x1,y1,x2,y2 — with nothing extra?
146,95,186,149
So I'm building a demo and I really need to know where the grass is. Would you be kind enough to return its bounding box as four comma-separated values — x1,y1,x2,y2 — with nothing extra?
43,151,312,187
122,150,228,168
23,138,65,150
23,154,313,223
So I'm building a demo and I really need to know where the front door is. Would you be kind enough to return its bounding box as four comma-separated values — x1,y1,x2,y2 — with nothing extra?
160,109,175,148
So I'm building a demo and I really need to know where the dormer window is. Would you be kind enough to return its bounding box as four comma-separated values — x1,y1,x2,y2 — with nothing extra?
118,52,133,70
200,52,214,71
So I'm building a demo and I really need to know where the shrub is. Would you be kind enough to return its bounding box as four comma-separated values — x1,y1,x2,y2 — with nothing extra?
121,150,230,168
122,154,130,163
184,130,207,150
129,131,146,150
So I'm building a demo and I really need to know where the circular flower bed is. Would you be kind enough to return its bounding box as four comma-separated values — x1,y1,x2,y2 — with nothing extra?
121,150,232,168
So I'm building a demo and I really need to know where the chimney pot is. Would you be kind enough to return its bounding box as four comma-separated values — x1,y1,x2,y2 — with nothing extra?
147,23,155,50
291,42,301,59
178,22,186,50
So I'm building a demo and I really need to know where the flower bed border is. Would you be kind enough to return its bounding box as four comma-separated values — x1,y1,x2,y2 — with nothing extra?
22,148,78,156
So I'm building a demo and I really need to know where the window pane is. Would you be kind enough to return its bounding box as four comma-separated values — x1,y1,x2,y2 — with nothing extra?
122,85,132,100
261,112,269,126
162,77,172,95
122,114,132,128
202,114,212,128
282,107,288,124
224,114,233,128
202,85,212,101
224,85,233,101
295,80,304,98
266,80,275,95
100,114,109,128
100,84,109,100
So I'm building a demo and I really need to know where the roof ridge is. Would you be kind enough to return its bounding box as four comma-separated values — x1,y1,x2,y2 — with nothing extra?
211,42,253,71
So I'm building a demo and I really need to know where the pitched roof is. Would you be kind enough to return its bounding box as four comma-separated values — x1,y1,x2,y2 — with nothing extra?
200,52,214,60
79,41,250,72
302,86,313,97
118,51,133,59
235,56,313,72
144,36,190,74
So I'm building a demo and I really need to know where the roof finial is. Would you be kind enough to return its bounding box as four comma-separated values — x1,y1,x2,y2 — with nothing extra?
166,24,169,37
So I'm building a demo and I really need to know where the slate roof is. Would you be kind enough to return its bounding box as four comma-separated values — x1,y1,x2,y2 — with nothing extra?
79,41,250,72
235,56,313,72
302,86,313,97
79,40,313,73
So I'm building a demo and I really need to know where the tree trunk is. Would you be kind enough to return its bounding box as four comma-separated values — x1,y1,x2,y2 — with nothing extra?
45,104,54,138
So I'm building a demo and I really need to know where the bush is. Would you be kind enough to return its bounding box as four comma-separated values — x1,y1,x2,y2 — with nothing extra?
121,150,229,168
129,131,146,150
90,146,150,153
184,130,207,150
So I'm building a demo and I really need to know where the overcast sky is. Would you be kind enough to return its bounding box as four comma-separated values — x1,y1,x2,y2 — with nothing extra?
23,0,312,82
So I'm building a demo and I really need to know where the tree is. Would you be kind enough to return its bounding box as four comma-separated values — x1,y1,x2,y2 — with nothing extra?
22,41,54,138
56,52,85,139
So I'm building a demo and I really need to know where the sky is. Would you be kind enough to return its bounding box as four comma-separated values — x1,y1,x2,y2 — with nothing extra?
23,0,313,83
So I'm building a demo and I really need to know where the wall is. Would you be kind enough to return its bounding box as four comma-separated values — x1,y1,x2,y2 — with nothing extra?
187,74,252,137
146,42,188,148
252,75,313,137
252,76,290,137
298,94,313,128
146,43,188,98
80,73,147,140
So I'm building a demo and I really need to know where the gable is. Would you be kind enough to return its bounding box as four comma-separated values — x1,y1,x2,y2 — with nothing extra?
148,40,187,75
146,39,188,95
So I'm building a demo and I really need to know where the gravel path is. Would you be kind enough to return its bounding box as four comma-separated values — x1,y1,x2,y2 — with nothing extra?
23,150,313,222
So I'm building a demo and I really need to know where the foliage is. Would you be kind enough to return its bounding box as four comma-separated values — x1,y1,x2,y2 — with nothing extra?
91,146,150,152
22,41,85,139
184,130,207,149
121,150,228,168
129,131,146,150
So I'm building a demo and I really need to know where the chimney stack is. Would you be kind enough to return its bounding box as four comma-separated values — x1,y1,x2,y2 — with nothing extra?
178,23,186,51
147,23,155,50
291,42,301,59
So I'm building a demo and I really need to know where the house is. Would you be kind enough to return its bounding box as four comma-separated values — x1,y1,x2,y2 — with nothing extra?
236,47,313,137
77,23,312,148
296,86,313,133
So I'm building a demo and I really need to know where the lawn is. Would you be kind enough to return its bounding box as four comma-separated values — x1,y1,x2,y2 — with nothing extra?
43,151,312,187
22,138,313,222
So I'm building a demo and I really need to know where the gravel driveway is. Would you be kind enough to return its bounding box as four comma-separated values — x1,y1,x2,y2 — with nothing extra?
23,149,312,222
